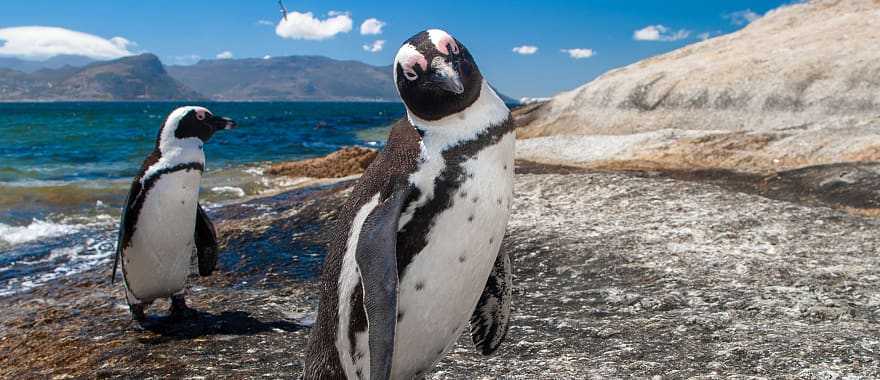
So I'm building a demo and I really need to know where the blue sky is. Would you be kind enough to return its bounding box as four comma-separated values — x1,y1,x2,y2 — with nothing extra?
0,1,791,98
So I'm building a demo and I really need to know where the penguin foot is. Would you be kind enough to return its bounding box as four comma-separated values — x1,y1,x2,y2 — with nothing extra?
129,303,147,322
169,295,198,321
127,319,151,331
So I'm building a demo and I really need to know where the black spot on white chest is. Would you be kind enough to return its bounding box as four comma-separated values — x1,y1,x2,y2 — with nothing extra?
396,133,515,276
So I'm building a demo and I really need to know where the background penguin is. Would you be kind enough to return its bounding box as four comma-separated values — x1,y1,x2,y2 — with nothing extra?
111,106,236,322
304,29,514,379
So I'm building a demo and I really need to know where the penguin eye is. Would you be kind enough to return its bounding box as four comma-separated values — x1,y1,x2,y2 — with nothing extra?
448,43,459,55
404,70,418,81
196,112,206,121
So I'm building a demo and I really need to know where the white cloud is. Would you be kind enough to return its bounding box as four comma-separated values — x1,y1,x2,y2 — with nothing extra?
634,25,663,41
0,26,136,60
520,97,551,105
109,37,136,50
725,9,761,26
328,10,349,17
697,31,722,41
633,25,691,42
561,48,594,59
512,45,538,55
171,54,201,65
216,51,233,59
362,40,385,53
256,20,274,26
360,18,386,35
263,55,272,59
275,10,352,40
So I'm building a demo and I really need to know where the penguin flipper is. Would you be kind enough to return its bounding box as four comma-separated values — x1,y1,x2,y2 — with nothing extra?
355,187,409,380
469,250,513,355
112,179,141,284
194,203,219,276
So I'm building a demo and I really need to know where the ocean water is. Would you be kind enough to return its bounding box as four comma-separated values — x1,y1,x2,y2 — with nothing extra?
0,101,405,296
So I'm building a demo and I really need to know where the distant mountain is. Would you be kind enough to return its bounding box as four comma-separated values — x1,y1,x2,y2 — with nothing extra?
168,56,520,103
0,55,95,73
0,54,201,101
167,56,397,101
0,53,519,103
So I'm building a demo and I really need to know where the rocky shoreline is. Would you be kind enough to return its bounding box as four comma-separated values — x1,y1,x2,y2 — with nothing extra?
1,160,878,379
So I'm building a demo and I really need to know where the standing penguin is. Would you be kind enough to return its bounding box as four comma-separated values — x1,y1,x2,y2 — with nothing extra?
111,106,236,322
304,29,514,379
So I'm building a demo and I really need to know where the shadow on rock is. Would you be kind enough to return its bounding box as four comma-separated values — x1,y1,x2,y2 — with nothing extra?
135,310,304,343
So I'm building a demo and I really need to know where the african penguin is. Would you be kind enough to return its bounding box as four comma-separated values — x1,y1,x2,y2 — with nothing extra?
304,29,514,379
111,106,236,323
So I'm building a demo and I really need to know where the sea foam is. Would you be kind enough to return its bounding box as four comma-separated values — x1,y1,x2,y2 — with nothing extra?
211,186,246,197
0,219,82,245
0,237,115,297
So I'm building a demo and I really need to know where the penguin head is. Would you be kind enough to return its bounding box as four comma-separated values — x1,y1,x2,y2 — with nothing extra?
394,29,483,121
158,106,236,150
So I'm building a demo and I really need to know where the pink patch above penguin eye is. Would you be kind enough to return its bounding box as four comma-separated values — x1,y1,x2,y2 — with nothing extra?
430,31,459,55
396,44,428,81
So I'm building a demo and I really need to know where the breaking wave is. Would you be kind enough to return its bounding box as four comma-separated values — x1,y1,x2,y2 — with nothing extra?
0,219,83,246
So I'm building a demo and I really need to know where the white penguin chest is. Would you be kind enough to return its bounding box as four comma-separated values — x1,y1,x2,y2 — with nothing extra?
335,133,515,380
391,132,515,377
124,169,202,301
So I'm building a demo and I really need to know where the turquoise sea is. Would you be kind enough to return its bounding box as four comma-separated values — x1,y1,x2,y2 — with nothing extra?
0,101,405,296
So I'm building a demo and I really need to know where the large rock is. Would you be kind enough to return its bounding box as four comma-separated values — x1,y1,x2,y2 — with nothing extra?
517,0,880,174
265,147,378,178
1,168,878,378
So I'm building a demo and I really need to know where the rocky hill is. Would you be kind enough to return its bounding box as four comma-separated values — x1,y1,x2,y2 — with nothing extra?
517,0,880,174
0,54,201,101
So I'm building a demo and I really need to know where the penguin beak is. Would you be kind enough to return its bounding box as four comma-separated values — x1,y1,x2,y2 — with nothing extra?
209,116,237,131
429,61,465,95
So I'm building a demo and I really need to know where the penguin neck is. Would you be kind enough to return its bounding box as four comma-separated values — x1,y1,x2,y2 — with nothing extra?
161,144,205,166
407,80,509,157
142,139,206,182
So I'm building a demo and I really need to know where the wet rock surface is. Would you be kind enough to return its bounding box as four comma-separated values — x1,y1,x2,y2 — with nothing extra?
0,182,351,379
1,165,878,378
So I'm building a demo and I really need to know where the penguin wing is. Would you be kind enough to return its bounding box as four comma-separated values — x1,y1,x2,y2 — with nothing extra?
469,250,513,355
111,179,142,283
355,186,409,380
195,203,219,276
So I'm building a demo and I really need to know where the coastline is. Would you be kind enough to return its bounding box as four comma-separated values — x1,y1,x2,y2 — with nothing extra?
2,1,878,378
1,158,878,378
